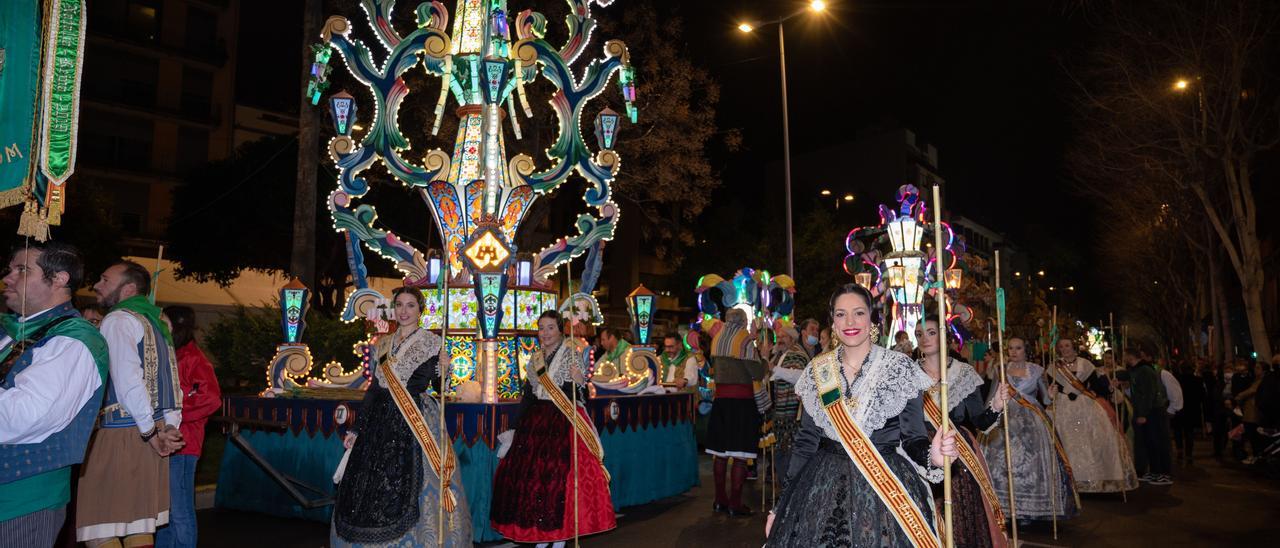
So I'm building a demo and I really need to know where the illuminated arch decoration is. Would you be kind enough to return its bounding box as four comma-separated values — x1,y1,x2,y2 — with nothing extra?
694,268,796,329
301,0,635,400
320,0,635,306
843,184,969,345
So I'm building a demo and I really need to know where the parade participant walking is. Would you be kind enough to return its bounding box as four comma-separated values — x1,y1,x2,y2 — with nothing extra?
766,322,810,487
981,337,1078,525
703,308,767,517
491,311,614,544
77,261,185,547
1048,339,1138,493
765,284,957,548
915,316,1010,548
0,243,109,546
157,306,221,548
332,287,471,546
660,333,699,390
1125,345,1172,484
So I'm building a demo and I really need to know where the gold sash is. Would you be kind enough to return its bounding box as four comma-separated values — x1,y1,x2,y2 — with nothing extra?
378,359,458,512
922,392,1007,529
533,348,612,483
812,360,941,548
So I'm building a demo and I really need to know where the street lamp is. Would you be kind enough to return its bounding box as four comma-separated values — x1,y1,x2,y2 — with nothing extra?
737,1,829,278
820,189,832,196
1173,78,1190,91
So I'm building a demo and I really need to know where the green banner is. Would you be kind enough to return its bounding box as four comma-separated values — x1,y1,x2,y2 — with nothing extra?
0,0,44,208
39,0,84,187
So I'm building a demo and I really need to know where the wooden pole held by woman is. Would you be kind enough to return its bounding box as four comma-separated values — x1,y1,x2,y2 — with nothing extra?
929,184,954,547
995,250,1017,547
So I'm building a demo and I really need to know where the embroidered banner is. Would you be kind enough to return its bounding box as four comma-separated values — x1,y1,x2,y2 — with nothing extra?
37,0,86,223
923,392,1006,529
812,361,941,548
0,0,43,208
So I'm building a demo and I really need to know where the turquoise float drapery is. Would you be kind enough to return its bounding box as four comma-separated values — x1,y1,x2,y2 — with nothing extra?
215,396,698,542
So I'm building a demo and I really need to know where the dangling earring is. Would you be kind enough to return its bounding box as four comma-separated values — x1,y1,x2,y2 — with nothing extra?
870,324,881,343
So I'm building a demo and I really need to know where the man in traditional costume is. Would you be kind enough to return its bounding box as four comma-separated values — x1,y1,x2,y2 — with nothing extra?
703,309,766,517
0,243,109,546
660,333,699,390
1048,339,1137,493
765,323,809,487
594,328,631,381
77,261,184,547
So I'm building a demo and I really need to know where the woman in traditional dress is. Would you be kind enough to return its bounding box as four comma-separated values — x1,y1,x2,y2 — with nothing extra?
332,287,471,547
1049,339,1138,493
766,284,958,547
980,337,1078,526
915,316,1010,548
704,308,767,517
491,311,615,545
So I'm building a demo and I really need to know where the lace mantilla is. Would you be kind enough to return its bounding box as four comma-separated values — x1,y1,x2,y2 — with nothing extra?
923,359,983,413
795,344,935,440
530,341,583,402
374,328,443,387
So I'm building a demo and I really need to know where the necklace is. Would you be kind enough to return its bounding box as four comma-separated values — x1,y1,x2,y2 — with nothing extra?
385,327,417,367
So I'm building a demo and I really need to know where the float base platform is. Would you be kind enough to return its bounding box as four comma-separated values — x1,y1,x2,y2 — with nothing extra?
214,393,699,542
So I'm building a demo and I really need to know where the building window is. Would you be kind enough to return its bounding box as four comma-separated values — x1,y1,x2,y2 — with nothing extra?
79,110,153,170
181,67,214,119
177,127,210,172
83,51,158,108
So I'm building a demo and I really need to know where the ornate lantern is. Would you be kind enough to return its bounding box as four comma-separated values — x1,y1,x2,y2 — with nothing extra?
280,278,309,344
328,90,356,136
944,268,963,290
855,272,873,290
887,264,907,289
627,285,657,347
595,108,622,150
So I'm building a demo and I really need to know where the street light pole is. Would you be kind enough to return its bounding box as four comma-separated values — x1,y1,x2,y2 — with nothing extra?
778,23,794,278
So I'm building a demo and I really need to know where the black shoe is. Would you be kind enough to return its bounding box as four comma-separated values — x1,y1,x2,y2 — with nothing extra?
713,502,729,514
728,505,755,518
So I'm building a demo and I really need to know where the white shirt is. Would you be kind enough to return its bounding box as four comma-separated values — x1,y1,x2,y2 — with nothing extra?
1161,369,1184,414
663,355,700,389
100,310,181,434
0,306,102,444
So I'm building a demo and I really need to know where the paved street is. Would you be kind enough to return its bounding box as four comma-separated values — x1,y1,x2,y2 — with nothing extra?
199,442,1280,547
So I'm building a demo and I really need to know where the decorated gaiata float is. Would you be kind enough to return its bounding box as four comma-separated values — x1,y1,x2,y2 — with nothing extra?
213,1,696,541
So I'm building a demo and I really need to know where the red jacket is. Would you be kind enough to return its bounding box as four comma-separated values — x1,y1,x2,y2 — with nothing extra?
176,342,222,457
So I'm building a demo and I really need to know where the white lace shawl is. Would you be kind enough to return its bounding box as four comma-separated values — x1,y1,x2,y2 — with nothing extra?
795,344,936,438
945,360,984,412
374,328,443,387
530,341,583,402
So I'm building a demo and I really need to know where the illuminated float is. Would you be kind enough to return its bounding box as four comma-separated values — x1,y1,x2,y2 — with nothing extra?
216,1,696,541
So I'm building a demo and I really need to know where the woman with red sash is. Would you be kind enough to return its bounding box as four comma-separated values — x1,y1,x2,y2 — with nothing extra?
766,284,957,547
916,316,1010,548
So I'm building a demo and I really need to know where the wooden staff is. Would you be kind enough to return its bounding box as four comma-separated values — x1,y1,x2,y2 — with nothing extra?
1049,305,1059,541
1108,312,1127,503
995,250,1018,547
569,260,581,547
438,261,449,548
149,245,165,304
929,184,954,547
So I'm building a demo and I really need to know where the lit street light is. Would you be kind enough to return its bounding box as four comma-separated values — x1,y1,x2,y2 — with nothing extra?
1173,78,1189,91
820,189,832,196
737,1,830,278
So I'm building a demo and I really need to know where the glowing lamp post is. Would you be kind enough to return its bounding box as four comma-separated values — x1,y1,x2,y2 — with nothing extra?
462,220,516,403
627,284,657,347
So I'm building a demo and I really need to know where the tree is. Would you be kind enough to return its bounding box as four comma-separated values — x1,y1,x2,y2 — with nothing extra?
1068,0,1279,360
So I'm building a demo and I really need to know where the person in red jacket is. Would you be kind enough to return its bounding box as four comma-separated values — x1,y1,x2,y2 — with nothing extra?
156,305,221,548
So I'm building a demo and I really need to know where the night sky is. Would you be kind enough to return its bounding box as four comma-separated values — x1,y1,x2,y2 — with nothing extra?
237,0,1100,310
